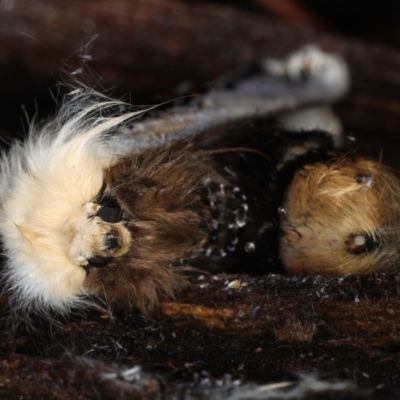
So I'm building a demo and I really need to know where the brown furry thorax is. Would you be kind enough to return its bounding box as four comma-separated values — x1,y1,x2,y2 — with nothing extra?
280,154,400,275
83,144,209,312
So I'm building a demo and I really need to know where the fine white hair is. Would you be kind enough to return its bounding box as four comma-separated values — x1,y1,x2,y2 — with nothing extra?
0,88,145,316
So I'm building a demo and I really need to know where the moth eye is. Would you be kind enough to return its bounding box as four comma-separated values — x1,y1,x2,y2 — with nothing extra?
355,173,373,187
347,233,379,255
87,256,111,267
356,173,369,183
96,196,122,223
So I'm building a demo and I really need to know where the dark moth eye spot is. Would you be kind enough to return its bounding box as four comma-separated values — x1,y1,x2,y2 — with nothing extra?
356,173,372,184
96,196,122,223
347,233,380,255
87,256,110,267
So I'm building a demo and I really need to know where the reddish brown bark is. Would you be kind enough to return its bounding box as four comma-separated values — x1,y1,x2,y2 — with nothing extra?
0,0,398,99
1,273,400,399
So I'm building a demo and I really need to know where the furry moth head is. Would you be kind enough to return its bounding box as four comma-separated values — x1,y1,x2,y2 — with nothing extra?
0,90,148,315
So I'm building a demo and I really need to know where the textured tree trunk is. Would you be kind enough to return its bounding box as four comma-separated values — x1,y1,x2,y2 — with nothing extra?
0,0,400,99
1,273,400,399
158,273,400,346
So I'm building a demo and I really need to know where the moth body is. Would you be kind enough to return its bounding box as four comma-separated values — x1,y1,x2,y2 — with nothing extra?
1,46,380,318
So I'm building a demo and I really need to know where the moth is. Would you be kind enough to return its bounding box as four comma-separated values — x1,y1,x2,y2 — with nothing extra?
1,46,398,318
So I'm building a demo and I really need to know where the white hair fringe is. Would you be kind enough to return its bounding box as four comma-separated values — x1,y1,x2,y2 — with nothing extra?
0,88,145,319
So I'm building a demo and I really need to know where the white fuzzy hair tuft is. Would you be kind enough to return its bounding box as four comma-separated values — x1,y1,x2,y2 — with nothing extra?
0,88,145,316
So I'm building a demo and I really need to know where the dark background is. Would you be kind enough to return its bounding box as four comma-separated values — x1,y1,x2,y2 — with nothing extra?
0,1,398,114
1,0,400,162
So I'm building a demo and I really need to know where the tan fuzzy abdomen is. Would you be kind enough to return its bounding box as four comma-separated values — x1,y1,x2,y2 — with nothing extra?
280,156,400,275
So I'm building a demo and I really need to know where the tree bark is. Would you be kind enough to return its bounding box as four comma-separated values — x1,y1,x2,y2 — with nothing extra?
1,273,400,399
158,273,400,346
0,0,400,99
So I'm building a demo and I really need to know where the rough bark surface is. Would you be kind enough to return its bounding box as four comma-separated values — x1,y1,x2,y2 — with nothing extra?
1,274,400,399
